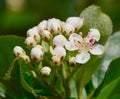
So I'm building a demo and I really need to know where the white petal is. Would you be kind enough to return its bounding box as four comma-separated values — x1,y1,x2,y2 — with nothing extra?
90,44,104,55
69,33,82,42
50,46,66,58
76,53,90,64
65,41,78,51
66,17,83,30
53,34,67,47
89,29,100,41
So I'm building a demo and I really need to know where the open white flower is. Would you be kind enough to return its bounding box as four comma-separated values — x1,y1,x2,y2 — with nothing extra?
27,26,40,41
62,23,75,36
14,46,26,57
65,29,104,64
53,34,67,47
47,18,61,34
66,17,83,31
50,46,66,59
30,45,44,62
40,66,51,76
25,37,37,48
65,33,82,51
37,20,47,34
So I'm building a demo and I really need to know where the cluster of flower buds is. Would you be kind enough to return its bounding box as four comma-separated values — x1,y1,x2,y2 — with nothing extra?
13,16,105,76
13,46,30,63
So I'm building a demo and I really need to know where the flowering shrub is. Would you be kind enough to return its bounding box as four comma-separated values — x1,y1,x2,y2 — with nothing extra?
1,5,120,99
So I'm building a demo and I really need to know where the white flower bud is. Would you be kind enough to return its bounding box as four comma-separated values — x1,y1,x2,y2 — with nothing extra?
37,20,47,34
66,17,83,31
47,18,61,34
25,37,37,48
21,55,30,63
50,46,66,59
41,30,52,40
34,45,44,53
69,57,76,65
27,26,40,41
53,34,67,47
30,46,43,62
13,46,26,57
62,23,75,36
40,66,51,76
52,55,61,65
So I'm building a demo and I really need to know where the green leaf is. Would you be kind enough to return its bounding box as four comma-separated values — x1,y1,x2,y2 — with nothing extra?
0,35,26,78
0,82,6,98
73,5,113,98
96,58,120,99
92,31,120,90
0,36,35,99
19,60,37,97
80,5,113,44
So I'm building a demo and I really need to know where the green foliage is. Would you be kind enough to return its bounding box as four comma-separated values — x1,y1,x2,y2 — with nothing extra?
92,31,120,89
0,36,35,98
80,5,113,44
96,58,120,99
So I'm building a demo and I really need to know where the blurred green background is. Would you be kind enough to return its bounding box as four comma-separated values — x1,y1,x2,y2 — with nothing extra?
0,0,120,36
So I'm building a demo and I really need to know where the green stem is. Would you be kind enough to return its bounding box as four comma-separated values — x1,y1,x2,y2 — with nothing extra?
3,57,19,80
66,65,81,83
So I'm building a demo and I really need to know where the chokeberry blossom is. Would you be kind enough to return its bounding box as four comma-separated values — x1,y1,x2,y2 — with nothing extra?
65,29,104,64
13,17,105,77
